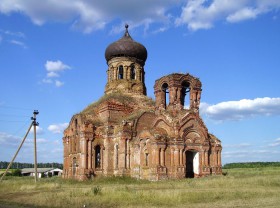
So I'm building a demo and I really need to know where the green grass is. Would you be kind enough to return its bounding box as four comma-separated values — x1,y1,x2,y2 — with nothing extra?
0,167,280,208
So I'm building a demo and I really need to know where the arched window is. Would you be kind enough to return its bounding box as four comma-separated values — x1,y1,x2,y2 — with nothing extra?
145,153,149,166
181,81,190,108
131,64,135,80
72,157,77,176
162,83,169,108
95,145,101,168
118,65,123,79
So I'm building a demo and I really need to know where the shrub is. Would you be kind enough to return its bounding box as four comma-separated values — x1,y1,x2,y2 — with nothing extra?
92,186,102,195
11,169,22,176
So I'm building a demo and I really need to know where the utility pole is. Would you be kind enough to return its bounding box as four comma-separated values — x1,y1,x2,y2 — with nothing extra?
0,122,33,182
32,110,39,183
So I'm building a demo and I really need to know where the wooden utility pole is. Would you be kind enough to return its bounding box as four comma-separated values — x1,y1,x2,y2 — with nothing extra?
32,110,39,183
0,110,39,182
0,122,33,182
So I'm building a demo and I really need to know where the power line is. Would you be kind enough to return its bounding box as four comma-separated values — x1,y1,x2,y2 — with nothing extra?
0,105,33,111
0,120,29,123
0,113,30,118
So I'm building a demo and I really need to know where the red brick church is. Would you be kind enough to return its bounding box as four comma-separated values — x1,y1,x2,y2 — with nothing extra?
62,25,222,180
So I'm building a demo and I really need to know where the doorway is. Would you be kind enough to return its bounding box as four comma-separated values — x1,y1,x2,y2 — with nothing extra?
185,151,199,178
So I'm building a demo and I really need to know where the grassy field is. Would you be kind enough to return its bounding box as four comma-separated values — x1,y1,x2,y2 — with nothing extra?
0,167,280,208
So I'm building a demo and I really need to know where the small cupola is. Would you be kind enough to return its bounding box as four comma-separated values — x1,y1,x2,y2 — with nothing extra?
105,24,147,65
104,25,147,96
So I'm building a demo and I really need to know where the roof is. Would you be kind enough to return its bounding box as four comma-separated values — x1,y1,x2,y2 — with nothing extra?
21,168,62,174
105,24,147,63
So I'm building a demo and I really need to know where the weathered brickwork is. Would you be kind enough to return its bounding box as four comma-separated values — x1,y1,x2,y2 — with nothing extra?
63,25,222,181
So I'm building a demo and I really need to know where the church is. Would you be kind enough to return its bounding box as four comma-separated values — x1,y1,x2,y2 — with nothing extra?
62,25,222,180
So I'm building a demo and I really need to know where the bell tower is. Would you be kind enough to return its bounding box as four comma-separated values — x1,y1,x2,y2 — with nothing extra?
104,25,147,95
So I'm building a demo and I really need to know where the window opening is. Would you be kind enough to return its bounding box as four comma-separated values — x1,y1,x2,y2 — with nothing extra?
131,64,135,80
162,83,169,108
145,153,149,166
118,65,123,79
95,145,101,168
181,81,190,108
73,157,77,176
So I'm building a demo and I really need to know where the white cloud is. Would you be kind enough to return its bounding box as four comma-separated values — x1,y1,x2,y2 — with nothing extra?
268,138,280,147
42,78,53,84
223,143,251,148
1,1,280,33
29,126,44,135
42,60,71,87
0,132,20,146
48,123,68,134
226,7,260,23
55,80,64,87
223,149,280,160
0,0,179,33
10,40,27,48
4,30,25,38
47,71,59,78
200,97,280,121
45,60,71,72
176,0,280,31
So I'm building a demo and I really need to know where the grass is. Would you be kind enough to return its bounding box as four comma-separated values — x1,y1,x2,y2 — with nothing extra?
0,167,280,208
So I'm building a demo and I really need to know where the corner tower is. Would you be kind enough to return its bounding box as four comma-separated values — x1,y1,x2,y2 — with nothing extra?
105,25,147,95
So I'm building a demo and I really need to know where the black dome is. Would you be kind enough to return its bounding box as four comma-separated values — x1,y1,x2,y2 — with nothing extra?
105,25,147,63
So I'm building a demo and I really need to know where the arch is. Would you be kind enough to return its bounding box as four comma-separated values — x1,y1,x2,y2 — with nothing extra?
183,131,203,145
118,65,124,79
152,119,172,136
95,145,101,168
134,112,156,133
162,83,169,108
180,81,190,108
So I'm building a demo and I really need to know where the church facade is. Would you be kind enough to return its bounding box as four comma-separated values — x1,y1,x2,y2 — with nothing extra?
62,25,222,181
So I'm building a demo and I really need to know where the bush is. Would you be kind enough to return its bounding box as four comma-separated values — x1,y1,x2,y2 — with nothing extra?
92,186,102,195
11,169,22,176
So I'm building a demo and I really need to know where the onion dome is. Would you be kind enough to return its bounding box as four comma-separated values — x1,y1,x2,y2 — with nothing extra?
105,24,147,63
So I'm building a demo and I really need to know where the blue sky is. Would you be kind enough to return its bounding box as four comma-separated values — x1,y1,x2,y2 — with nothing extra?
0,0,279,165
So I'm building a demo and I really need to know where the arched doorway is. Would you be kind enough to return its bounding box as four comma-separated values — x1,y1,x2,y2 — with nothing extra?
185,150,199,178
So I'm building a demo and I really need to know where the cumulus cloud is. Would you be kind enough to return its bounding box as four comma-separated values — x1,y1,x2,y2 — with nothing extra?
42,60,71,87
200,97,280,121
29,126,44,135
1,0,280,32
45,60,71,72
0,0,179,33
48,123,68,134
176,0,280,31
